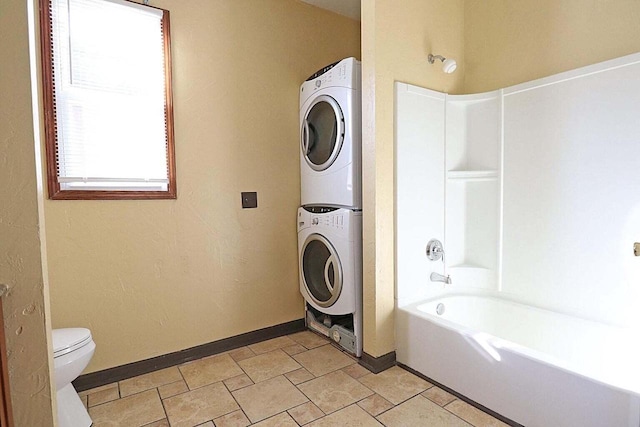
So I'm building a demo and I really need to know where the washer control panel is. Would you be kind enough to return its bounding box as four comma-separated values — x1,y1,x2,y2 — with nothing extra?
304,206,338,214
298,207,347,232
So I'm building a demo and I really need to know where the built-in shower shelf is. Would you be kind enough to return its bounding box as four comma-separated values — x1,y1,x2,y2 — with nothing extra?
447,91,499,105
447,170,499,181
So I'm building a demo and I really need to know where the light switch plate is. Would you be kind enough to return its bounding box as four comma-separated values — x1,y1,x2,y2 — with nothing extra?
241,192,257,209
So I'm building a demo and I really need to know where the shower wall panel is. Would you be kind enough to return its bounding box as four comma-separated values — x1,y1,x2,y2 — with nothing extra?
501,57,640,327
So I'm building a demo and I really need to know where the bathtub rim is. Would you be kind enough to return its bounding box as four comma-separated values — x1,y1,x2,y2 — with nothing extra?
398,286,636,328
398,292,640,398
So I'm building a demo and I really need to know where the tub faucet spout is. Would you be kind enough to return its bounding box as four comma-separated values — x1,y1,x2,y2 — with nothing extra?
430,272,451,284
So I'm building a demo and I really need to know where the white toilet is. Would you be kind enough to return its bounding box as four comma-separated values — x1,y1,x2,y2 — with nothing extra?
52,328,96,427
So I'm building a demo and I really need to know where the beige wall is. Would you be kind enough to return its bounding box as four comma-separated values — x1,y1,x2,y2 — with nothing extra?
0,0,56,425
45,0,360,372
361,0,465,357
41,0,640,374
464,0,640,93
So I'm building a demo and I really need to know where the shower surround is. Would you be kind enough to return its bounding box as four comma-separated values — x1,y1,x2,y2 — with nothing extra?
394,53,640,426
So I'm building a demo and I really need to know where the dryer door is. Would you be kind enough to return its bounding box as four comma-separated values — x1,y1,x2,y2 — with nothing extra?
300,233,343,308
301,95,345,171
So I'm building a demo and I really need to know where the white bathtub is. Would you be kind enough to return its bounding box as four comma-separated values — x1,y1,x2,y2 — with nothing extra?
396,294,640,427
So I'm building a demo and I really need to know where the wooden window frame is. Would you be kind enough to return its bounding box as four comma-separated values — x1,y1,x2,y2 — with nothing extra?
38,0,177,200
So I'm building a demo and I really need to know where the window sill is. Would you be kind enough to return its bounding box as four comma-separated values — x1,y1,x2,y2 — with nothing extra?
49,189,177,200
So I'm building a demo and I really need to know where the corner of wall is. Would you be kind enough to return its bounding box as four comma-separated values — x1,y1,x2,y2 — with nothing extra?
0,0,56,424
360,0,465,359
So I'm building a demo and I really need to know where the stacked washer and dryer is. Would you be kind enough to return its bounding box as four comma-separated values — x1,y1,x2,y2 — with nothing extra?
297,57,363,357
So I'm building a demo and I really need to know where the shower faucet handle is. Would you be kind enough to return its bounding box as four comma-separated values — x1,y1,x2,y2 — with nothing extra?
426,239,445,262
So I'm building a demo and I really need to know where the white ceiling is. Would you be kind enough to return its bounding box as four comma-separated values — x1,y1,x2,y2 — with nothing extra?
300,0,361,21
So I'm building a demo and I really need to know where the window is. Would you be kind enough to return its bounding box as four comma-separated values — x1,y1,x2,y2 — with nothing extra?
40,0,176,199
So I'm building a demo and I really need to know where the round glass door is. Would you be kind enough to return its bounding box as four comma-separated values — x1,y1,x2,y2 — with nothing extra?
301,95,345,171
301,234,343,308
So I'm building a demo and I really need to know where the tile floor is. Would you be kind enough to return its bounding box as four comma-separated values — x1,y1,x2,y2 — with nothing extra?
79,331,508,427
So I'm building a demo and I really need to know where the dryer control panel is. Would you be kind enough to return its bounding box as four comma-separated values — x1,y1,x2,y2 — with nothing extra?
306,60,340,81
299,57,361,106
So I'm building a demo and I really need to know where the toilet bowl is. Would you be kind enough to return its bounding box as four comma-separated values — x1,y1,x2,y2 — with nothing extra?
53,328,96,427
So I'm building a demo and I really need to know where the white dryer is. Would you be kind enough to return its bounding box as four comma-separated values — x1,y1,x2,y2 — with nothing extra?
297,206,362,315
299,57,361,209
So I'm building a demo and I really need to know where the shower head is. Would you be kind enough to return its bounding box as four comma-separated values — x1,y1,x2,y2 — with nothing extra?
428,54,457,74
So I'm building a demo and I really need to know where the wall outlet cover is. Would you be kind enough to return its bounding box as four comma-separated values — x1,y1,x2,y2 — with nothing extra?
241,192,257,208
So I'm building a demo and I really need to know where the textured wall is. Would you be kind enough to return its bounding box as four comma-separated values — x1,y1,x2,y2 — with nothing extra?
0,0,56,424
360,0,465,357
464,0,640,93
45,0,360,372
44,0,640,372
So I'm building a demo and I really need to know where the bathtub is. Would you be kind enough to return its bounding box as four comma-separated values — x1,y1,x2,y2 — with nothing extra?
396,294,640,427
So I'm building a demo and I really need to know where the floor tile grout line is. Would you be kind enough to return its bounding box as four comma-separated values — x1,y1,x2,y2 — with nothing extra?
281,373,316,416
422,391,459,408
249,410,301,427
235,348,306,384
148,388,168,427
292,372,378,418
394,366,501,422
446,404,478,427
286,401,323,426
236,406,252,426
223,376,254,425
361,386,432,414
83,382,120,406
140,419,168,427
156,373,248,401
354,393,395,418
86,386,164,411
158,397,170,426
371,394,477,427
286,371,316,386
207,405,246,427
355,371,463,415
119,380,185,400
443,398,487,427
157,369,274,400
369,399,396,419
193,407,241,427
176,362,188,385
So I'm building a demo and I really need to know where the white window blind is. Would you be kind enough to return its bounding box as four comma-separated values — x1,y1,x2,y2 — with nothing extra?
50,0,169,191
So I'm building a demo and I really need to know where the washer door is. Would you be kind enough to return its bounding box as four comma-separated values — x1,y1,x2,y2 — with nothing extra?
300,233,343,308
301,95,345,171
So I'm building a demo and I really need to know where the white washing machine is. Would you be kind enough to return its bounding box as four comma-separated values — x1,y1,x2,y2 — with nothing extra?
297,206,362,355
299,57,362,209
